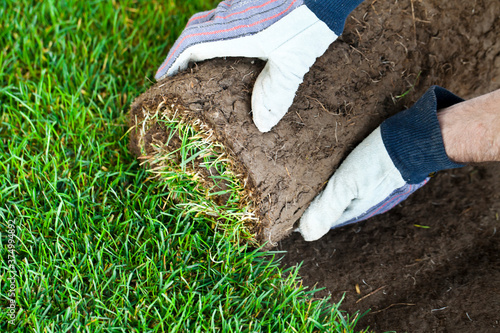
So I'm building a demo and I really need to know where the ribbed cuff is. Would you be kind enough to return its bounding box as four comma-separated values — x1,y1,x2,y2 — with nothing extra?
381,86,465,184
304,0,364,35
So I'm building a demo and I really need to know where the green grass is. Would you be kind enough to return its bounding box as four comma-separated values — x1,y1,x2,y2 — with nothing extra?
0,0,367,331
135,97,259,245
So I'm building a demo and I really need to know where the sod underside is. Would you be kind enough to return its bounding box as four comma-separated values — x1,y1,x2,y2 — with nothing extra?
128,56,383,247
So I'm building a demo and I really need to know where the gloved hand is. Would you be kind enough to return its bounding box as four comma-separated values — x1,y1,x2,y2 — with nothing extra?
299,86,465,241
155,0,363,132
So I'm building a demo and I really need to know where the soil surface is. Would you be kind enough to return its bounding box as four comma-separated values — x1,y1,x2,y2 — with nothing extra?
280,163,500,333
279,0,500,332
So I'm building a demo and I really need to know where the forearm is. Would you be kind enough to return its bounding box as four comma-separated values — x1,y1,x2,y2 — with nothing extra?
438,89,500,163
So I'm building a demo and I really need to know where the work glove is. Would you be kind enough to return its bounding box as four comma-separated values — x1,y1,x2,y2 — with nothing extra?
155,0,363,132
299,86,465,241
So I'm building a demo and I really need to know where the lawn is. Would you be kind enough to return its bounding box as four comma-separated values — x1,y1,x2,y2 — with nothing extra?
0,1,366,331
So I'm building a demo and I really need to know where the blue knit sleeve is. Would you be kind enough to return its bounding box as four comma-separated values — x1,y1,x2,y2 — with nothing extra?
381,86,465,184
304,0,365,35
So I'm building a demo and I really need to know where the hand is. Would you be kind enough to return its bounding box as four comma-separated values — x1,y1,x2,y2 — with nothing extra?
155,0,337,132
298,86,465,241
298,127,429,241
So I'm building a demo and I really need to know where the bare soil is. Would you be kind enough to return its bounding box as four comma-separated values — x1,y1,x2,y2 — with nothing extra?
280,163,500,332
129,0,500,330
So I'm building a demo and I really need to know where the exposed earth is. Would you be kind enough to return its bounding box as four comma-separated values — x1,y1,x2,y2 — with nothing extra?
129,0,500,331
280,163,500,332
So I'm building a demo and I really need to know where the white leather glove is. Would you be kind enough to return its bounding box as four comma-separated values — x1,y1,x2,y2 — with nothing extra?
299,86,465,241
155,0,362,132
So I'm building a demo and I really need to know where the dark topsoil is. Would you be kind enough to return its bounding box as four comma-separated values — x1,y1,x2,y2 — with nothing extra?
280,163,500,333
279,0,500,332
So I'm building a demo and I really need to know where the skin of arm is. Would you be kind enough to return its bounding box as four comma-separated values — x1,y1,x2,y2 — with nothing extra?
438,89,500,163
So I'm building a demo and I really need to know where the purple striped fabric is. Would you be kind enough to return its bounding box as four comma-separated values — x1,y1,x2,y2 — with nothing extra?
155,0,304,80
336,177,430,228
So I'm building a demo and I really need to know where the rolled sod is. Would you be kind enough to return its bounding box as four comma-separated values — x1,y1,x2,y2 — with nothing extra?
128,56,382,247
128,0,499,247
